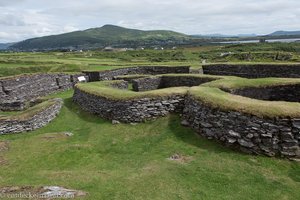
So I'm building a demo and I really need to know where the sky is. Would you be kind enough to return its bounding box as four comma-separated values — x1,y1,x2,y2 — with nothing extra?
0,0,299,43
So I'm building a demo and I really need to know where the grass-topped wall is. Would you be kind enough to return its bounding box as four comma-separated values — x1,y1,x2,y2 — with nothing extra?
83,66,190,81
73,74,300,158
202,63,300,78
0,98,63,134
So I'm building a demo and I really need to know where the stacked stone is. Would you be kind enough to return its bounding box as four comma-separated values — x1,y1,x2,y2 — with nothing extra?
0,73,87,111
132,77,162,92
182,95,300,158
0,98,63,135
84,66,190,81
109,81,129,90
231,84,300,102
73,87,185,123
132,76,217,92
203,64,300,78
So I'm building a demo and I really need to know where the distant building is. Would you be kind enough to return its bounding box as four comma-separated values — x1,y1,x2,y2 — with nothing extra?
259,39,266,43
103,46,114,51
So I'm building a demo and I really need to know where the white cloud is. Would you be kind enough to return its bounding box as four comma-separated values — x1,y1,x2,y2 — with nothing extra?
0,0,299,42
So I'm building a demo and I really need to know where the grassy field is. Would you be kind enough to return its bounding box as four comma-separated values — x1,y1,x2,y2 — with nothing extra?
0,90,300,200
0,42,300,77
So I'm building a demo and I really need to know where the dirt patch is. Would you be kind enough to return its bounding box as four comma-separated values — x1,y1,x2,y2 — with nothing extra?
0,141,9,152
0,186,87,199
0,156,8,166
168,153,194,164
68,144,92,149
40,132,73,140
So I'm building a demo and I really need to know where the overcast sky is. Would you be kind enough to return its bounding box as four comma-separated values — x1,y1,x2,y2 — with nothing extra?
0,0,299,42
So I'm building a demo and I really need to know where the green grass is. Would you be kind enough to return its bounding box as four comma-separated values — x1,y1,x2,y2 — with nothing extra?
75,74,220,100
203,76,300,89
12,25,190,50
0,90,299,200
0,51,198,77
0,44,300,199
76,81,189,100
1,42,300,77
194,76,300,118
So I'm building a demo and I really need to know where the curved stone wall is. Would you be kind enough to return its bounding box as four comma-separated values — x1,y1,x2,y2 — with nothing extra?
132,75,218,92
202,64,300,78
230,84,300,102
84,66,190,82
0,98,63,135
73,87,185,123
182,95,300,158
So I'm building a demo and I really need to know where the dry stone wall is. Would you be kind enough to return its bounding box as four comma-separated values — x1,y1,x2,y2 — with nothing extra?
0,98,63,135
132,76,217,92
230,84,300,102
84,66,190,82
108,80,129,90
73,76,300,159
0,73,87,111
182,95,300,158
73,87,185,123
73,83,300,158
202,64,300,78
132,77,162,92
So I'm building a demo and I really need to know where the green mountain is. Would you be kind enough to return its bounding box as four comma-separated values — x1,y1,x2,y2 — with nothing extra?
10,25,191,50
269,30,300,36
0,43,14,50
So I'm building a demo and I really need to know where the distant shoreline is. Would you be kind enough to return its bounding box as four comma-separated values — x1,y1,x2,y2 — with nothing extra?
217,38,300,44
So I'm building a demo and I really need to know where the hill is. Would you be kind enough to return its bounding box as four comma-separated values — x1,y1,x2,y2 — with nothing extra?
10,25,192,50
0,43,14,50
269,30,300,36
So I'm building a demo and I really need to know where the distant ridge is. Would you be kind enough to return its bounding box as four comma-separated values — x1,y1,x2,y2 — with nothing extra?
10,25,191,50
9,25,300,50
268,30,300,36
0,43,14,50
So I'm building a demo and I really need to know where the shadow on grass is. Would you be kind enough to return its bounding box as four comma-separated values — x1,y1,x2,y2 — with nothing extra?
289,162,300,182
63,97,110,124
167,114,242,156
